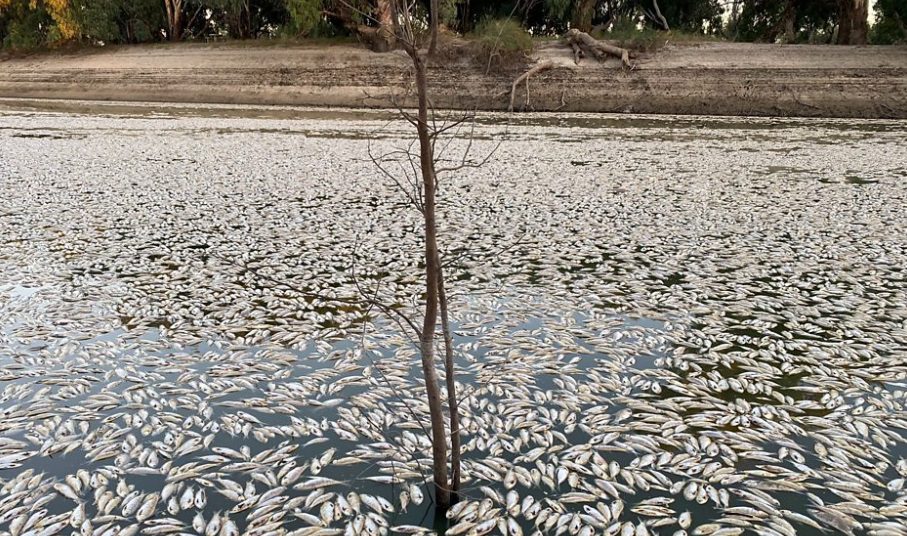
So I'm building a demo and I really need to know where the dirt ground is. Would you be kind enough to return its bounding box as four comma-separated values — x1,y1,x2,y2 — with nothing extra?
1,41,905,118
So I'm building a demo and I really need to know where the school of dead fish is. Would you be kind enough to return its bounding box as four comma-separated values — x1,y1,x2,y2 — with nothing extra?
0,106,906,536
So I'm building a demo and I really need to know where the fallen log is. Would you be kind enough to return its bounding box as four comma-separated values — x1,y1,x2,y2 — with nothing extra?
506,29,634,111
564,29,632,69
509,60,557,112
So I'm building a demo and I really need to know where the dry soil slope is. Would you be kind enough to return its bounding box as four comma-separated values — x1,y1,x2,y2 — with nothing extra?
0,41,905,118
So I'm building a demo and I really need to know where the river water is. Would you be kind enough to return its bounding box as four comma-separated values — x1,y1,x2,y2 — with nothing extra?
1,101,906,536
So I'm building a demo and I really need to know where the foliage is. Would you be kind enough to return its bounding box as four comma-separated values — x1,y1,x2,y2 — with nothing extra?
438,0,457,27
72,0,119,41
1,0,54,48
600,16,665,51
872,0,907,43
201,0,290,38
0,0,78,47
658,0,723,34
72,0,163,43
284,0,322,36
0,0,899,50
44,0,78,39
734,0,787,41
732,0,838,43
468,16,532,67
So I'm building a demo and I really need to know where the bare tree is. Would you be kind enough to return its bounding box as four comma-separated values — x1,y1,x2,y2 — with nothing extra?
340,0,521,511
365,104,490,508
366,0,460,511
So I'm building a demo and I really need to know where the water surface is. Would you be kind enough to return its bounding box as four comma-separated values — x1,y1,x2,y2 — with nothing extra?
1,104,906,535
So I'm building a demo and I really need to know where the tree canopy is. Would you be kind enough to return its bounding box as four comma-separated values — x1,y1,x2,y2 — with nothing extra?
873,0,907,43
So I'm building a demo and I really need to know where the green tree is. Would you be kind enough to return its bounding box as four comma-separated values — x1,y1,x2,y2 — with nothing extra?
284,0,322,36
73,0,164,43
180,0,302,40
1,0,81,47
1,0,55,48
535,0,719,35
872,0,906,43
659,0,723,33
733,0,837,43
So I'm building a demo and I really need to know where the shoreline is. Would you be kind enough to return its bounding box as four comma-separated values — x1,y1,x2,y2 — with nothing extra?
1,41,906,119
3,96,906,126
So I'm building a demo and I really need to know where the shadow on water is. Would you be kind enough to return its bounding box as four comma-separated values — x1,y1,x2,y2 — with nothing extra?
2,286,905,534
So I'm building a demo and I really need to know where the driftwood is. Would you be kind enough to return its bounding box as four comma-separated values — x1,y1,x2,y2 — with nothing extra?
507,30,634,111
564,29,632,69
509,60,556,112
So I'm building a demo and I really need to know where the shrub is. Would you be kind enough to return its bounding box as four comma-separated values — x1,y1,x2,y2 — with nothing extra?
2,1,54,49
871,0,907,44
871,18,906,44
71,0,163,44
285,0,319,36
469,16,533,68
600,17,665,52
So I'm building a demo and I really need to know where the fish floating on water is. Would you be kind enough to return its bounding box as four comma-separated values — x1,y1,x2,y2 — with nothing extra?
0,109,906,535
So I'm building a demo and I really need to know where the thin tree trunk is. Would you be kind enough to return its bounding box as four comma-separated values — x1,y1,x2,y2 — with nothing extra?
164,0,174,40
852,0,868,44
436,263,460,500
782,0,796,43
729,0,741,40
172,7,182,42
651,0,670,31
410,51,450,511
241,0,251,38
429,0,439,55
462,0,471,32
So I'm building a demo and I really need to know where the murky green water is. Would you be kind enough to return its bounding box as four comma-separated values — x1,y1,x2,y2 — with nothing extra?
1,102,906,536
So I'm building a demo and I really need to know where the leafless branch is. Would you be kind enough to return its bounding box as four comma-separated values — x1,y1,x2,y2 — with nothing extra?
441,230,530,272
351,240,423,342
368,141,422,210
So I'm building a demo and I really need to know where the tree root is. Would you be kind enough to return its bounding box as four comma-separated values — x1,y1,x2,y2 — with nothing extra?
564,29,632,69
509,60,556,112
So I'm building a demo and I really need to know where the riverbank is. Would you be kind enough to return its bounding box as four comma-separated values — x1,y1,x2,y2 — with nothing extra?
1,41,906,118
